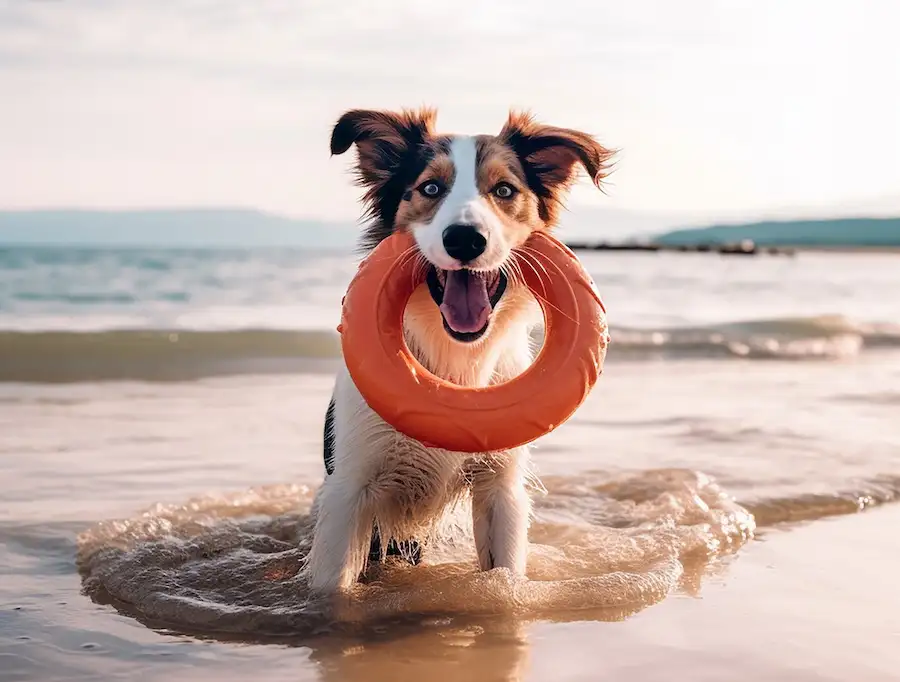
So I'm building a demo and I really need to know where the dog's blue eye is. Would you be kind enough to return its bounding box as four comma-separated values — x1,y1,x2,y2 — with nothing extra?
419,181,443,198
492,182,516,199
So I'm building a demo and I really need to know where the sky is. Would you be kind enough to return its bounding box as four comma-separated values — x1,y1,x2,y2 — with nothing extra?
1,0,899,224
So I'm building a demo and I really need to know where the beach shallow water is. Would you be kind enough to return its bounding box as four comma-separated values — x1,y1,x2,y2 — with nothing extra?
3,353,900,681
2,247,900,681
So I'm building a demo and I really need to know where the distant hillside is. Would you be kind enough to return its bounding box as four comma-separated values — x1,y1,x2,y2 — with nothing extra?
0,208,360,248
4,208,898,250
656,217,900,247
0,206,681,248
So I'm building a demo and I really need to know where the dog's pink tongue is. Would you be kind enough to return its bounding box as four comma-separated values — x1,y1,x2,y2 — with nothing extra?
440,270,490,333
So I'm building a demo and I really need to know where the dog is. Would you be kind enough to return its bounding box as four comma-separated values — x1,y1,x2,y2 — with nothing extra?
305,107,613,594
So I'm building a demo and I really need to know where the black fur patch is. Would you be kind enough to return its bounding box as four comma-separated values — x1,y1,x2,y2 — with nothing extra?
355,135,452,252
368,527,422,565
499,129,559,222
357,141,438,251
323,397,335,476
329,109,456,253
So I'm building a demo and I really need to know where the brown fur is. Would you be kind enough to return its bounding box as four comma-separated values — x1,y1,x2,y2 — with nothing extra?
394,153,457,231
498,110,616,225
330,107,449,250
474,137,543,246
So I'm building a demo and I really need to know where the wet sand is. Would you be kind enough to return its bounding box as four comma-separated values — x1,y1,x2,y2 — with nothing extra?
2,355,900,681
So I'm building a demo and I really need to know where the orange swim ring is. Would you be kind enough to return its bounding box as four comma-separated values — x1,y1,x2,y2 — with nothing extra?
338,230,609,453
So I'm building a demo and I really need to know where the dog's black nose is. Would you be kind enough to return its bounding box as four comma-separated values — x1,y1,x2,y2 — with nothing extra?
442,224,487,263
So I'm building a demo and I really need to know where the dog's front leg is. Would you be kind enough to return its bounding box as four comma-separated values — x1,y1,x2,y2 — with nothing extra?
306,468,374,594
471,447,532,575
306,369,387,594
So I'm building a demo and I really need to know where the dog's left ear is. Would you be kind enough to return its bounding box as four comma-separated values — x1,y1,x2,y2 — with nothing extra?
330,108,438,235
500,111,616,205
330,108,437,187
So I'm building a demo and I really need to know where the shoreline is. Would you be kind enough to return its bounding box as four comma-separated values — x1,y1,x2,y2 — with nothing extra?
2,240,900,255
565,241,900,256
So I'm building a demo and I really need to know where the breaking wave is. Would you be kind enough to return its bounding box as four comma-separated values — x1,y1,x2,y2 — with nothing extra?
3,315,898,382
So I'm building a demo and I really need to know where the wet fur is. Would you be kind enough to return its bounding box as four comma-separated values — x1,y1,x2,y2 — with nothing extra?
305,108,613,593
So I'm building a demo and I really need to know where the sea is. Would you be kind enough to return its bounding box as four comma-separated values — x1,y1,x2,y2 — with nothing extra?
1,243,899,681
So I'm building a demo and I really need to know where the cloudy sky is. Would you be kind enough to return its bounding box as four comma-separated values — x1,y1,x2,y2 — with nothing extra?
1,0,898,223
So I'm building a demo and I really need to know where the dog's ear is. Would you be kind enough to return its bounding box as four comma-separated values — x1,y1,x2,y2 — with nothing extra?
330,108,438,239
500,111,615,222
330,108,437,187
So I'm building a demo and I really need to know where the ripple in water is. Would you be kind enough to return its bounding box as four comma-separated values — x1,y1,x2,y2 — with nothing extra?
76,469,756,639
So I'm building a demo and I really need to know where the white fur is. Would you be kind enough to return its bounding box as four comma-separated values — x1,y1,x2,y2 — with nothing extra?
412,136,511,272
305,308,538,594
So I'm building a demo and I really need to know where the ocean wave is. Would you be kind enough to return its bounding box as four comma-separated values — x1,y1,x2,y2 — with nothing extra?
12,291,141,304
0,329,343,382
608,315,900,360
0,315,897,382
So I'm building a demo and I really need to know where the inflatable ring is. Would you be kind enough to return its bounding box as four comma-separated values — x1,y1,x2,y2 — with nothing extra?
337,230,609,453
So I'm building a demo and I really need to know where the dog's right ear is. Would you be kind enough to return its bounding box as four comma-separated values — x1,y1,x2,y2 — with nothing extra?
330,108,437,187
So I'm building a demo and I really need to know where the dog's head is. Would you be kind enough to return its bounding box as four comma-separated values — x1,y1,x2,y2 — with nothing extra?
331,108,614,343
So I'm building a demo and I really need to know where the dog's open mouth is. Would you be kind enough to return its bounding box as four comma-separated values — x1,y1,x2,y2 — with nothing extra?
426,267,508,342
